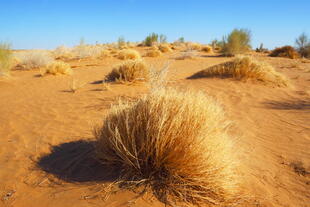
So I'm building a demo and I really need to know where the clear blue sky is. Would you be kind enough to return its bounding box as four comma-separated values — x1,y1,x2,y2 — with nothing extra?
0,0,309,50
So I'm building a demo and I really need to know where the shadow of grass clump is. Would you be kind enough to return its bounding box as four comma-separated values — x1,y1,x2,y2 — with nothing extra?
38,140,121,183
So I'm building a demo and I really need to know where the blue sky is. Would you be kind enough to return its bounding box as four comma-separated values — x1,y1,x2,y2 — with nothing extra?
0,0,309,49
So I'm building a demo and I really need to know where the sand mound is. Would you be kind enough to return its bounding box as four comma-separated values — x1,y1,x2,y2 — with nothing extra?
94,88,239,206
188,55,290,87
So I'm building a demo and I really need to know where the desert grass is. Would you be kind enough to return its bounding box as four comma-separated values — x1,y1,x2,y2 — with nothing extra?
186,42,202,51
176,49,197,60
94,88,240,207
270,46,300,59
0,43,13,77
117,49,141,60
145,49,162,57
14,50,54,70
72,45,103,59
105,59,149,83
158,44,172,53
189,55,289,87
201,45,213,53
41,61,72,76
53,45,73,60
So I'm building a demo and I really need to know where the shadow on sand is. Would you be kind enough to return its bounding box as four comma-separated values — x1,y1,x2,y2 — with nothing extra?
37,140,121,183
263,98,310,110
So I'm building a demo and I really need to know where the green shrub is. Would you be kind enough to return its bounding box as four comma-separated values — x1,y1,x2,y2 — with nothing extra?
144,33,159,46
221,29,251,56
0,42,13,77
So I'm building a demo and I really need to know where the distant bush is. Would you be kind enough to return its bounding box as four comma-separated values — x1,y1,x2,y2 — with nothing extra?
255,43,269,53
189,55,289,87
186,42,202,51
221,29,252,56
295,33,310,58
72,45,103,59
176,49,197,60
117,49,141,60
15,51,53,69
53,45,73,60
117,36,126,49
144,33,159,46
105,59,149,83
159,34,167,43
0,42,13,76
269,46,299,59
41,61,72,76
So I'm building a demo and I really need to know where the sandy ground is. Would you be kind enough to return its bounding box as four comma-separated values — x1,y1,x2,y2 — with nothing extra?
0,48,309,207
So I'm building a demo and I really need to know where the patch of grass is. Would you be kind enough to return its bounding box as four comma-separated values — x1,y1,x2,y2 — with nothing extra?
0,42,13,77
41,61,72,76
94,88,240,207
15,50,54,70
145,49,162,57
176,49,197,60
117,49,141,60
186,42,202,51
158,44,172,53
105,59,149,83
188,55,289,87
53,45,73,60
270,46,300,59
221,29,251,56
144,33,159,46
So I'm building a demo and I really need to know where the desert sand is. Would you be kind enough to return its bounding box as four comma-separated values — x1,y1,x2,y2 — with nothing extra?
0,48,309,207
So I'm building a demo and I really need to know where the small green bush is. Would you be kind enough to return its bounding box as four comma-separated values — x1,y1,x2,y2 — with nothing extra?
144,33,159,46
0,42,13,77
221,29,251,56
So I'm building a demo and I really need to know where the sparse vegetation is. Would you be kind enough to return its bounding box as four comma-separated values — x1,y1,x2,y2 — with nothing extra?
176,49,197,60
15,51,54,69
255,43,269,53
41,61,72,76
201,45,213,53
95,88,239,207
53,45,73,60
105,59,149,82
117,36,126,49
187,42,202,51
295,33,310,58
270,46,299,59
158,44,172,53
221,29,252,56
145,49,162,57
0,42,13,77
144,33,159,46
188,55,289,87
72,45,103,59
117,49,141,60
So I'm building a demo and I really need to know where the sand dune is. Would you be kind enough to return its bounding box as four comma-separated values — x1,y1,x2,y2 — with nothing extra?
0,49,309,207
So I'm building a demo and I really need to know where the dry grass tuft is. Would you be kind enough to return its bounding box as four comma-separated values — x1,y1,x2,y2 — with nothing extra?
117,49,141,60
53,45,73,60
94,88,240,207
201,45,213,53
41,61,72,76
105,59,149,83
270,46,300,59
176,49,197,60
0,43,13,77
189,56,289,87
186,42,202,51
158,44,172,53
145,49,162,57
15,51,54,70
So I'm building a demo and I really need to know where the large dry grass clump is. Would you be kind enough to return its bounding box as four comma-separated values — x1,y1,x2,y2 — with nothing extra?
158,44,172,53
189,56,289,87
145,49,162,57
105,59,149,82
94,88,239,207
269,46,300,59
117,49,141,60
41,61,72,76
201,45,213,53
